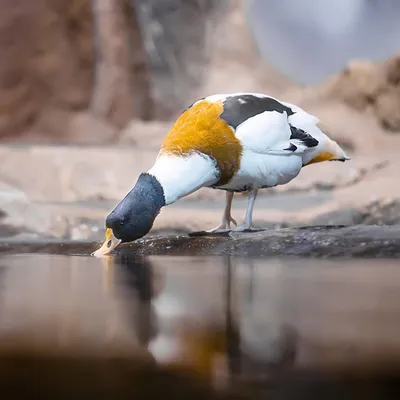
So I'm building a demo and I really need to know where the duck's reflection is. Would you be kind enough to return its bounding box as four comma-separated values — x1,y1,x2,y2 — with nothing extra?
104,254,298,384
104,254,237,383
105,254,160,347
224,256,241,378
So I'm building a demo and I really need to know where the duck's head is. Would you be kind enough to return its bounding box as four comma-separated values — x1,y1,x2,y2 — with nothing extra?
92,173,165,257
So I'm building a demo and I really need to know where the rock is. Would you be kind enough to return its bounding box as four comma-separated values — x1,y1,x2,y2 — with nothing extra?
311,198,400,227
354,199,400,225
384,54,400,85
196,0,290,100
281,84,392,157
0,145,154,202
66,112,117,145
220,225,400,258
135,0,229,119
374,87,400,131
9,110,118,145
0,181,67,238
69,218,102,241
270,157,385,195
1,225,400,258
1,0,229,140
118,120,170,149
3,0,400,146
318,54,400,133
0,0,94,140
329,60,385,112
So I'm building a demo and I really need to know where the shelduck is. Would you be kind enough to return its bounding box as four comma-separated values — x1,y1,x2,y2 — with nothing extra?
93,92,350,257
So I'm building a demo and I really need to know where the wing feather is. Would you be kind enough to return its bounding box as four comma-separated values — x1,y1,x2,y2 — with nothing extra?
234,109,319,156
214,93,320,156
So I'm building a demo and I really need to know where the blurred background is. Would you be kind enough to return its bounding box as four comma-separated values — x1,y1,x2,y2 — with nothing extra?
1,2,400,396
1,0,400,241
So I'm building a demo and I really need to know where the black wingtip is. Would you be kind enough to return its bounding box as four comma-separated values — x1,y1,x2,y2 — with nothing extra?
289,125,319,148
284,143,298,152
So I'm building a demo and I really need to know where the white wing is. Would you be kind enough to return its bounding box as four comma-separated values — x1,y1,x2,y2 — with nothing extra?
234,110,319,156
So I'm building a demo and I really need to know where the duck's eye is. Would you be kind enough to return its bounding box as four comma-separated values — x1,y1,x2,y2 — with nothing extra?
119,220,125,226
106,240,112,248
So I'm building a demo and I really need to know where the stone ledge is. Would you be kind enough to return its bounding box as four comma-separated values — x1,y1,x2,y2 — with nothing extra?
1,225,400,258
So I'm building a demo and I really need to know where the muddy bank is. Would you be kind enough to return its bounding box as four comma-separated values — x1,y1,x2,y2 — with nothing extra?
1,225,399,258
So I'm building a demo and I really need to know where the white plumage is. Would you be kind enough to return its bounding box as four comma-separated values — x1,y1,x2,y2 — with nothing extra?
148,152,218,205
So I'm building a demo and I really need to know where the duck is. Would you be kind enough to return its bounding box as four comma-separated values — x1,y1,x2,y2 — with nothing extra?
92,92,350,257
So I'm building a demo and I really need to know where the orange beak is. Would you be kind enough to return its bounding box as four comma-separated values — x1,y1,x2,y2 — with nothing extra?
91,228,121,258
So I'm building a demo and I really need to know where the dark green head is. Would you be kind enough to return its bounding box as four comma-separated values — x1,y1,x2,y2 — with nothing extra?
92,173,165,256
107,172,166,242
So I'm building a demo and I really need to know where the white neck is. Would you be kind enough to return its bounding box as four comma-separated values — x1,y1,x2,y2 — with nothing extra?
147,153,218,205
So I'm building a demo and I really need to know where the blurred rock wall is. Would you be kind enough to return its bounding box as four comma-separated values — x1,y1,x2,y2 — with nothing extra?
3,0,398,145
0,0,236,142
134,0,228,119
0,0,94,140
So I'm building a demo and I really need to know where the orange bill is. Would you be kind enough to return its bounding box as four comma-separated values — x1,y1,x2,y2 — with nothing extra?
91,228,121,258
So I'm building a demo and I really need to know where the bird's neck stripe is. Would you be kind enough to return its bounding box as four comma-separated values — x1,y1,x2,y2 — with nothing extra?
148,153,219,205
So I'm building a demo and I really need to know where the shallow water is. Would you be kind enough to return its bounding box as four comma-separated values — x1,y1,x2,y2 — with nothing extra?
1,252,400,372
1,250,400,397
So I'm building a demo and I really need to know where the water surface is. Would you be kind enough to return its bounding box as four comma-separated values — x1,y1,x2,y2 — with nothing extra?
1,253,400,374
